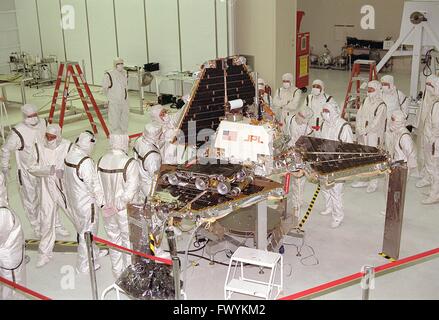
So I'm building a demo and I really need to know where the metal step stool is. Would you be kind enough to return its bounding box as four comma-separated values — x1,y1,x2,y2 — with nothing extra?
224,247,283,300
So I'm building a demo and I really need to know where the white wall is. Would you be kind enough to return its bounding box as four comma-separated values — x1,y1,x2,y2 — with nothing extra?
145,0,181,94
87,0,118,85
14,0,231,90
15,0,41,60
233,0,297,89
114,0,148,67
61,0,93,81
37,0,66,61
0,0,20,74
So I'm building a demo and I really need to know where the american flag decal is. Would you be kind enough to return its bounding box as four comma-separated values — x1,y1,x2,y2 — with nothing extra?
223,130,238,141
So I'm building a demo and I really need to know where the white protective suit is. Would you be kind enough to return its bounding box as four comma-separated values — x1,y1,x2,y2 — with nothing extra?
421,76,439,204
382,110,417,214
257,78,272,106
0,172,26,300
0,104,47,236
285,107,314,217
64,131,106,273
102,58,129,134
305,80,335,130
134,124,162,201
381,75,409,124
28,124,73,267
385,110,417,169
272,73,302,125
98,135,140,278
150,105,183,164
318,101,354,228
353,80,387,193
416,75,438,187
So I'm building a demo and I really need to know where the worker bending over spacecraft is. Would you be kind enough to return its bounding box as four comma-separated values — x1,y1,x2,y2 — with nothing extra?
150,105,184,165
134,123,163,203
257,78,272,106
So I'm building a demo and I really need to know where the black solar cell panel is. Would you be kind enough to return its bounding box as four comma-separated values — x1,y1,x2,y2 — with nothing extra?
177,56,256,146
295,136,388,176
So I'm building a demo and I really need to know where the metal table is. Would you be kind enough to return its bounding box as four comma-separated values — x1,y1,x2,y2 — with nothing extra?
155,72,196,97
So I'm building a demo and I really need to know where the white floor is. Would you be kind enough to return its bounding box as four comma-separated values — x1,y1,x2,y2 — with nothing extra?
2,68,439,300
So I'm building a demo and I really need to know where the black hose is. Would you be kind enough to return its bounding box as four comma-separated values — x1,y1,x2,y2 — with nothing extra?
423,49,434,77
165,239,209,254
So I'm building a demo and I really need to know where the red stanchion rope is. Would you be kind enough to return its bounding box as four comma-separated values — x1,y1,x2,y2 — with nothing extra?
92,235,173,265
0,276,51,300
279,247,439,300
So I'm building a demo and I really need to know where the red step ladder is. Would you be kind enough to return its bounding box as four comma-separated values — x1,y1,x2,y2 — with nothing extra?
49,61,110,137
341,60,378,121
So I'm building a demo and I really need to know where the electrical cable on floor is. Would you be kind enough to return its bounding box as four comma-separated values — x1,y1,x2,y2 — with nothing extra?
299,243,319,266
283,235,319,267
182,223,204,293
183,253,230,267
172,228,296,278
166,238,209,255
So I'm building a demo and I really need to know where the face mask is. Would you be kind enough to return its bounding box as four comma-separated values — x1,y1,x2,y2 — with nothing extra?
382,86,392,94
46,139,58,150
367,90,378,99
282,82,291,89
322,112,331,122
25,117,39,127
116,64,124,72
311,87,321,96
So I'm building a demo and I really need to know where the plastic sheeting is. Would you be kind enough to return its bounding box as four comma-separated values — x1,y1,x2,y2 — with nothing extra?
116,261,182,300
